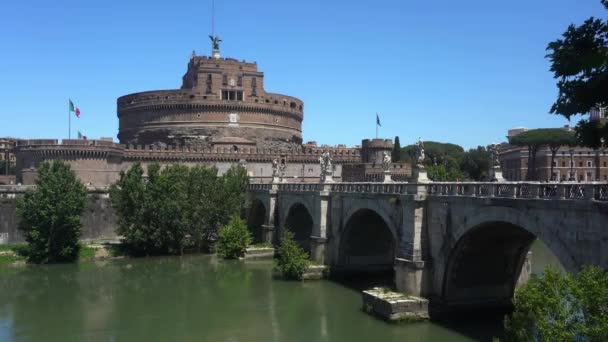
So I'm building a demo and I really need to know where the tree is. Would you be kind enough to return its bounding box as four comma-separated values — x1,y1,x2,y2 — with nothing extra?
275,229,310,280
110,162,249,256
17,160,87,263
392,136,401,162
216,216,252,259
546,0,608,148
505,266,608,341
460,146,491,181
509,129,576,181
540,129,577,180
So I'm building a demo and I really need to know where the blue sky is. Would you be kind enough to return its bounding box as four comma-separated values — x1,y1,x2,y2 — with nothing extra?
0,0,604,149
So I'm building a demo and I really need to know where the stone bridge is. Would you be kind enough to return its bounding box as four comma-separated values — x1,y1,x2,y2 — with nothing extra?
248,181,608,310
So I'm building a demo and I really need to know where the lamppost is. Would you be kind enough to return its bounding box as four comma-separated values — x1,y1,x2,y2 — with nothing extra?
569,148,575,181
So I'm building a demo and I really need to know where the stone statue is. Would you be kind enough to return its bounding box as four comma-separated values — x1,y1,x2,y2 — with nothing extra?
488,144,500,167
416,137,425,168
209,35,222,50
279,162,286,178
382,152,391,171
272,159,279,177
319,151,332,174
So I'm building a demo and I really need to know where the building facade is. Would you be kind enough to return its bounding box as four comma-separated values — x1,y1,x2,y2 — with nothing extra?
500,127,608,182
14,44,411,186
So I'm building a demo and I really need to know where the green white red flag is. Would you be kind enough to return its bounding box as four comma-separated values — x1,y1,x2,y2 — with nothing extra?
77,131,87,140
69,99,81,118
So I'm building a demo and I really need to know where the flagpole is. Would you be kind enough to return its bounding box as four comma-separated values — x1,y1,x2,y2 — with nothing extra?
68,99,71,139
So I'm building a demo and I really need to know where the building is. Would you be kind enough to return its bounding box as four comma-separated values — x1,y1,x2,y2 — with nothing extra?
14,41,410,186
500,127,608,182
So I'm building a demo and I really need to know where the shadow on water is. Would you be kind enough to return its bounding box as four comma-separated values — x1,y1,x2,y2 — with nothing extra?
328,269,395,292
431,307,510,342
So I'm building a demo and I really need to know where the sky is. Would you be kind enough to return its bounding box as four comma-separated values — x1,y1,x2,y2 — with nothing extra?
0,0,605,149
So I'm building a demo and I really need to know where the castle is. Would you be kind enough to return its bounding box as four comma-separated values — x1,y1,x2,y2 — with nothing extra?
14,41,411,186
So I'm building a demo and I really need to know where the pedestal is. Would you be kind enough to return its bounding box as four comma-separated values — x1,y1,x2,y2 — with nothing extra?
489,166,506,182
322,170,334,184
414,168,430,183
212,49,221,59
383,170,393,183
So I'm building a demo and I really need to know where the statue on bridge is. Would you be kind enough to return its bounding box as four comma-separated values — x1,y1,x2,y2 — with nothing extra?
416,138,425,169
319,151,332,174
488,144,500,167
382,152,392,171
272,159,279,177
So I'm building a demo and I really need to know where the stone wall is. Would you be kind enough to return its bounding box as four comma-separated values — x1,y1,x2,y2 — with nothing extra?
0,190,118,244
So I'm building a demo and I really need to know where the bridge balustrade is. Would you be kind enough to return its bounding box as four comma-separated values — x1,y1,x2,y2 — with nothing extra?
247,182,608,202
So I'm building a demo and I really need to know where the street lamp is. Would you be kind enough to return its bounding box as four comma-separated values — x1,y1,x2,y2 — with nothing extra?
569,148,575,181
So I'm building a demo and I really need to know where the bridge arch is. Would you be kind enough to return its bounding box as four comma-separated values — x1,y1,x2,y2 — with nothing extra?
283,203,314,254
439,206,578,309
338,208,396,272
247,198,266,243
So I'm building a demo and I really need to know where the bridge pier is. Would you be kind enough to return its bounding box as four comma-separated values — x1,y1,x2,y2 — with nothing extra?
263,189,278,244
310,189,330,264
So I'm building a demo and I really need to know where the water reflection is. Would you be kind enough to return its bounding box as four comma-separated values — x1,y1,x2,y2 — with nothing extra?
0,244,563,342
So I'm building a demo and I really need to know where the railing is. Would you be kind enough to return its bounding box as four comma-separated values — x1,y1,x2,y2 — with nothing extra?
246,182,608,201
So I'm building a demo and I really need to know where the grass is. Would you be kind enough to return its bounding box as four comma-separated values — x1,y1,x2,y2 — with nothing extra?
79,244,97,261
0,244,27,265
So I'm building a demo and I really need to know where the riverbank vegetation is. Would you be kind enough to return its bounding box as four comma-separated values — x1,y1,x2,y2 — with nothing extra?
16,160,87,264
504,266,608,341
275,229,310,280
216,216,252,259
110,162,248,256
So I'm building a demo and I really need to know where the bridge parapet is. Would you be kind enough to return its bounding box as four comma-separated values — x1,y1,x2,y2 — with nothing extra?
428,182,608,201
248,182,608,201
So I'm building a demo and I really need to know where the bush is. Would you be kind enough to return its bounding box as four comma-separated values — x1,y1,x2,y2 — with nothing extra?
216,216,252,259
17,160,87,263
505,266,608,341
275,229,310,280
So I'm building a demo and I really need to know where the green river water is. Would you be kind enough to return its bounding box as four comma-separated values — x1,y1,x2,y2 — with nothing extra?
0,241,561,342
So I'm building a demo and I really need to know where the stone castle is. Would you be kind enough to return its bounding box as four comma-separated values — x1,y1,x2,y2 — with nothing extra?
14,41,411,185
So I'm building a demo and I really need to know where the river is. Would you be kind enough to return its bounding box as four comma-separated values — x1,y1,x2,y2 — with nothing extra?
0,241,560,341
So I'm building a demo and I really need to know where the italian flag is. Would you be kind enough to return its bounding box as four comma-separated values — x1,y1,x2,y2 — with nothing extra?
69,99,81,118
77,131,87,140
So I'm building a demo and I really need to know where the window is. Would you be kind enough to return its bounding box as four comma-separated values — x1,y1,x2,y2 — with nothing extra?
587,160,593,167
222,75,228,86
222,90,243,101
570,161,574,168
251,77,257,97
552,160,558,167
562,161,566,167
579,161,583,167
237,76,243,87
604,162,607,167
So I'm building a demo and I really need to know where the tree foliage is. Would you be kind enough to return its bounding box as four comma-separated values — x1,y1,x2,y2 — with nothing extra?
275,229,310,280
17,160,87,263
216,216,252,259
505,266,608,341
461,146,492,181
109,162,249,256
546,0,608,148
509,129,576,180
401,141,490,181
392,136,401,162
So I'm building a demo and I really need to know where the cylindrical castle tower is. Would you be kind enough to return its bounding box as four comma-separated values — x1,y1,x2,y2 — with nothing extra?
361,139,393,164
117,54,303,150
